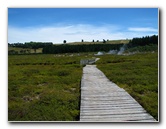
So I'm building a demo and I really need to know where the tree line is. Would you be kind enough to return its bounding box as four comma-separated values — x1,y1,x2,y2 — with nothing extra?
127,35,158,48
8,35,158,54
42,44,124,54
8,42,53,54
8,42,53,49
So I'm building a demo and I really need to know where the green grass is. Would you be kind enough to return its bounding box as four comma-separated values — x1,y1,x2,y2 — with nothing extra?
8,54,86,121
8,50,159,121
65,39,130,45
126,44,158,53
8,47,43,54
96,52,158,120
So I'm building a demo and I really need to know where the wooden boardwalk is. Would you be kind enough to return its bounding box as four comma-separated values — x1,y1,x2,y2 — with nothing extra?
80,65,156,122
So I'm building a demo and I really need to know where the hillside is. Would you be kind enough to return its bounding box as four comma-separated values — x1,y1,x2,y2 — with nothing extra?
65,39,130,45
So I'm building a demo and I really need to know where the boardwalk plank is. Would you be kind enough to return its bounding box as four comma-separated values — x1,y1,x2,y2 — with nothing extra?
80,65,156,122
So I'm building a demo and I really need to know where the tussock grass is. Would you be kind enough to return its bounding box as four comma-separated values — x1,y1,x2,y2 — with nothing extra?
9,51,159,121
8,54,83,121
96,52,158,120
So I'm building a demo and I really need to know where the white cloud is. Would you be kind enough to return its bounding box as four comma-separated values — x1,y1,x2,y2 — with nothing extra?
8,24,158,44
128,27,158,32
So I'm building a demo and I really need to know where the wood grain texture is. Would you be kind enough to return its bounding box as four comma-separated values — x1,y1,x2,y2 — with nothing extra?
80,65,156,122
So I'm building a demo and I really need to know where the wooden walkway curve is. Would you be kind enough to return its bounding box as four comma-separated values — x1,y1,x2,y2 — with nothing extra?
80,65,156,122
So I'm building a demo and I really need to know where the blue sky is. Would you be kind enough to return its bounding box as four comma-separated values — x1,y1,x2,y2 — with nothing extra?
8,8,158,43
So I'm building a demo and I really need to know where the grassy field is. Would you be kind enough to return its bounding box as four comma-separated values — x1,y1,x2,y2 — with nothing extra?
8,50,158,121
67,39,129,45
8,47,43,54
8,54,91,121
96,52,158,120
